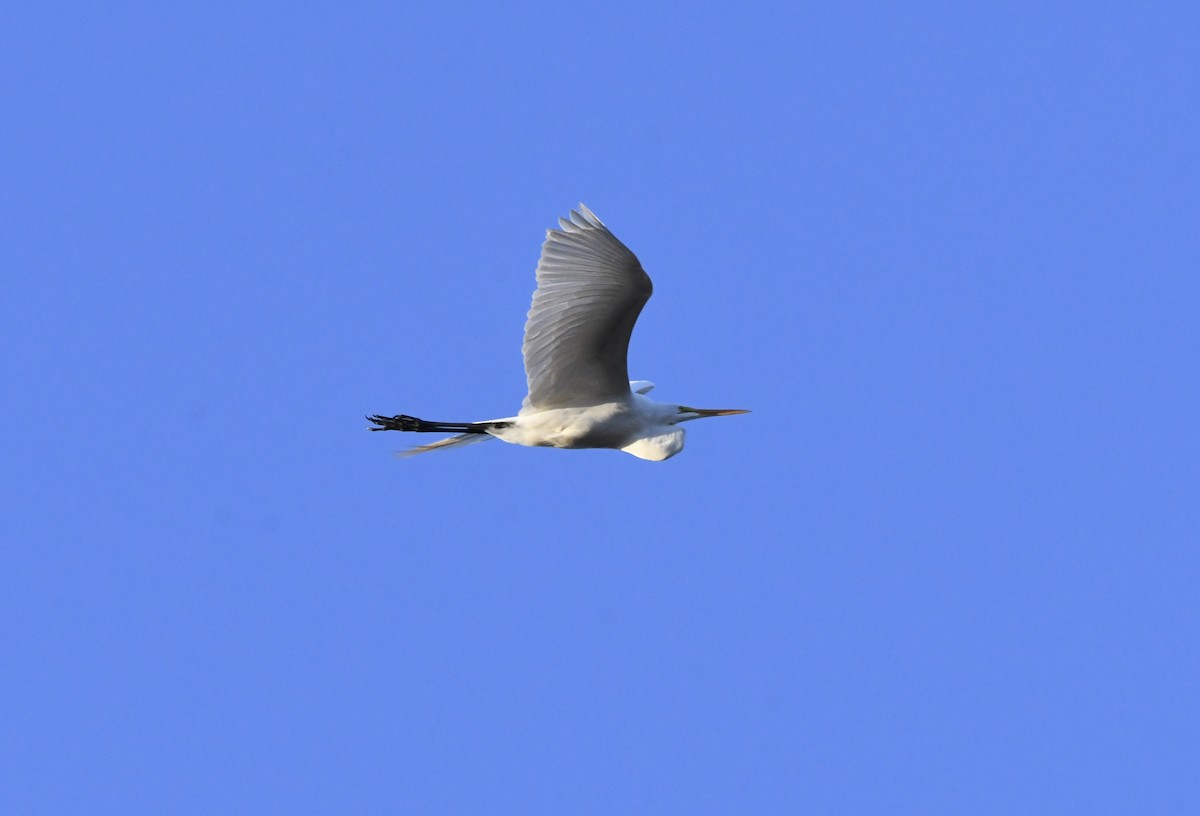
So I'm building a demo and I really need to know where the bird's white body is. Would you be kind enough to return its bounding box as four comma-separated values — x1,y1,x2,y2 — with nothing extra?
488,389,686,461
370,205,747,460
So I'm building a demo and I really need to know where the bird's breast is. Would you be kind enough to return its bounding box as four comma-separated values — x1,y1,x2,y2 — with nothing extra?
509,402,644,450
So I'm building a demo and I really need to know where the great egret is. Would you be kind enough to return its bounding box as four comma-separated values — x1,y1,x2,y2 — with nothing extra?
368,204,748,461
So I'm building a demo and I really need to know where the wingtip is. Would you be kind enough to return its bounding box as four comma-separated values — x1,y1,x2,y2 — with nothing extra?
575,203,603,227
554,203,605,234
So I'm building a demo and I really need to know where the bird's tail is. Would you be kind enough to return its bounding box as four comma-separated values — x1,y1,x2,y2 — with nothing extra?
395,432,497,459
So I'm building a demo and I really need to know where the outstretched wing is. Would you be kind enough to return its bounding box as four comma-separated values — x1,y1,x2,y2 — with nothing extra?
522,205,653,410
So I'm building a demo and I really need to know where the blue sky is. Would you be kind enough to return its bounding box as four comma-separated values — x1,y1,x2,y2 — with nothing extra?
3,3,1197,813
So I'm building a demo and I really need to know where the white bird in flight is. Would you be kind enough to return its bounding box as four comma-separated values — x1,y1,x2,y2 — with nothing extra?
368,204,749,461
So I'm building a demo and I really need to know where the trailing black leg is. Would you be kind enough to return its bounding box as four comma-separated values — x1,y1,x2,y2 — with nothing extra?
366,414,489,434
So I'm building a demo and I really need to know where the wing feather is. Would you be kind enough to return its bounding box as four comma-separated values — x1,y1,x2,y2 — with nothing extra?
522,205,652,409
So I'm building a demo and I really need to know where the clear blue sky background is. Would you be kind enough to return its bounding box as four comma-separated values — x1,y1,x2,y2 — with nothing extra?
3,3,1197,814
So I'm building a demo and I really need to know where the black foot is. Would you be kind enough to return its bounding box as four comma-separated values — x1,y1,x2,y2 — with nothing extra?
366,414,423,432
